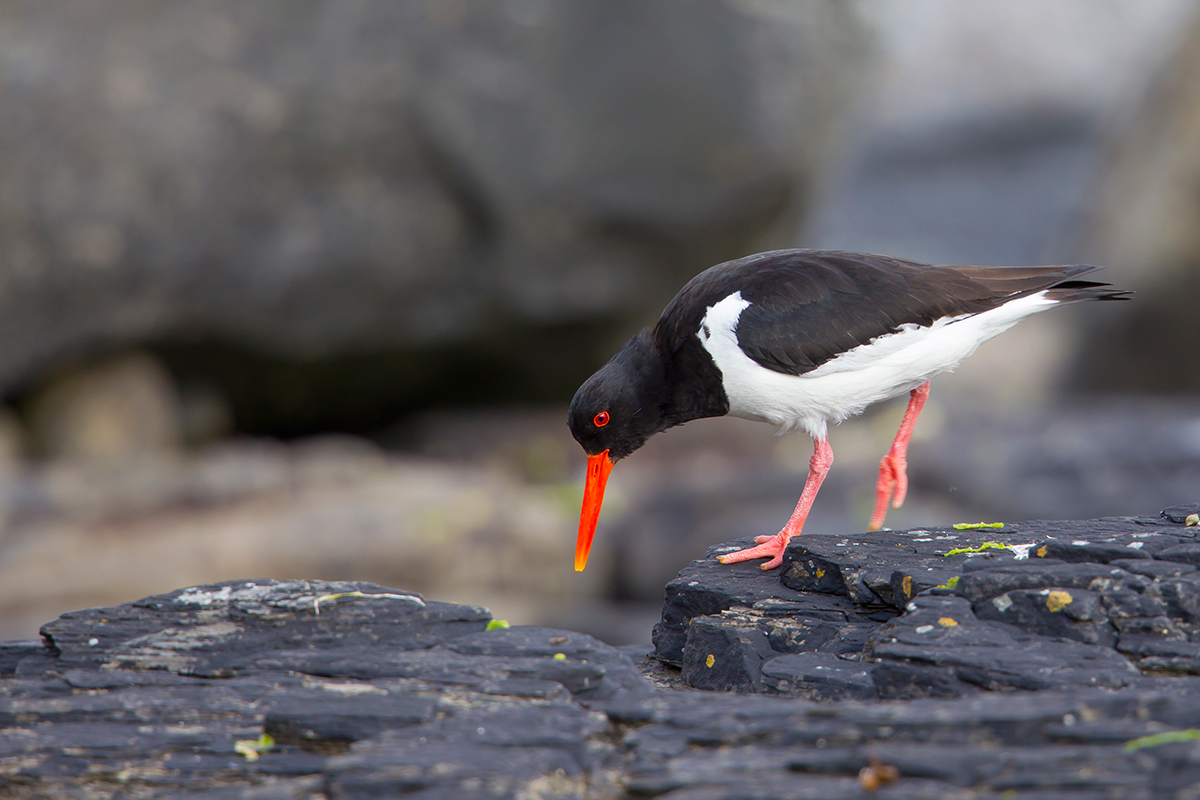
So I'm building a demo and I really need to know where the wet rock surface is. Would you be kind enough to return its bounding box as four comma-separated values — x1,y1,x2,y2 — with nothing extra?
6,507,1200,797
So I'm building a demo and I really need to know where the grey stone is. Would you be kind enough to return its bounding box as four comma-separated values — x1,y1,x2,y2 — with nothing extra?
973,587,1116,646
651,540,881,666
11,506,1200,797
681,615,776,693
0,0,869,402
264,691,437,750
760,653,877,701
1154,544,1200,566
1162,504,1200,524
658,507,1200,694
955,562,1147,605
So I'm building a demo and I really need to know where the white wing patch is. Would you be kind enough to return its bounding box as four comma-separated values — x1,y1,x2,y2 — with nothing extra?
697,290,1058,439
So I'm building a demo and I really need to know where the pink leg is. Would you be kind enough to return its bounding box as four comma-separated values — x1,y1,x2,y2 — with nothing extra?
718,437,834,570
868,381,930,531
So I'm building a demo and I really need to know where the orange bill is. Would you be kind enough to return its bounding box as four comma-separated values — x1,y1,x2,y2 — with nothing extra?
575,450,614,571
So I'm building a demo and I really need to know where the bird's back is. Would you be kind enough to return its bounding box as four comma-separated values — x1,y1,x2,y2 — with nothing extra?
654,249,1128,378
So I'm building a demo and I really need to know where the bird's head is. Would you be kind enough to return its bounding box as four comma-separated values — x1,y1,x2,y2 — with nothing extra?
567,332,666,571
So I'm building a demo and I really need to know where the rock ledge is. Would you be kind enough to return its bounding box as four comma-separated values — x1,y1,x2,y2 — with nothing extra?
3,504,1200,798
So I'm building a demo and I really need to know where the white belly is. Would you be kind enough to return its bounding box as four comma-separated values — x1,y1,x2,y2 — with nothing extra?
697,290,1057,439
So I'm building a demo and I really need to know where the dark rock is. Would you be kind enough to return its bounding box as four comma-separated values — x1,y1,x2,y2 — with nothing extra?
1162,504,1200,524
1111,558,1197,579
866,594,1138,696
1145,574,1200,622
324,703,611,798
658,509,1199,694
11,506,1200,797
41,579,486,675
0,641,44,677
1155,543,1200,566
1032,538,1152,563
760,653,877,700
680,615,776,692
264,691,437,751
955,561,1147,605
651,540,881,666
973,587,1116,646
779,528,981,607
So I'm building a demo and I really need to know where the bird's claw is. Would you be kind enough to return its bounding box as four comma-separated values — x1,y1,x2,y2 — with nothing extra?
718,534,789,570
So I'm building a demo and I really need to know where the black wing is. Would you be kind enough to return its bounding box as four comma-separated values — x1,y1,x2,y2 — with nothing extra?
654,249,1125,376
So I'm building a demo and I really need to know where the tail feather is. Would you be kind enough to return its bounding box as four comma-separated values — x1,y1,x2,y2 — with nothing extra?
1044,280,1133,303
944,263,1132,304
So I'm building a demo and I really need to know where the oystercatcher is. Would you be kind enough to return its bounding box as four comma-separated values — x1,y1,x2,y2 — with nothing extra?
568,249,1130,571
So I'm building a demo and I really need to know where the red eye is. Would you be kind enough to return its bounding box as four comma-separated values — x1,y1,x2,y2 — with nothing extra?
593,411,610,427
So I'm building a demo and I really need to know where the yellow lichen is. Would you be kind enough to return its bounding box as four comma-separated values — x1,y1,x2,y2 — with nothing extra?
1036,545,1048,558
901,576,913,598
1046,591,1073,612
943,542,1010,557
937,617,958,627
1125,729,1200,751
705,654,715,668
234,733,274,762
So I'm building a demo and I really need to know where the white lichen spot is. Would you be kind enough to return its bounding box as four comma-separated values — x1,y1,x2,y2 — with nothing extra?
992,594,1013,612
1127,541,1145,549
87,638,99,646
306,679,387,696
1010,543,1036,560
914,625,934,634
175,586,233,606
1072,540,1089,546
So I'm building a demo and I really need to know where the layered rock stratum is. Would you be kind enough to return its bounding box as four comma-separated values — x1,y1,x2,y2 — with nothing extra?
4,503,1200,798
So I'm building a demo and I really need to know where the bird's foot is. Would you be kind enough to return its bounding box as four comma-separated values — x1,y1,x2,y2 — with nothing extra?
868,451,908,531
718,532,790,570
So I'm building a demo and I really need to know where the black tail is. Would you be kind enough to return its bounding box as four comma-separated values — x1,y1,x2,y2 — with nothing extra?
948,263,1132,304
1044,268,1133,303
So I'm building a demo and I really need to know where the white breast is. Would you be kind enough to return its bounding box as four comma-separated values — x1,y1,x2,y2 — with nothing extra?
697,290,1058,439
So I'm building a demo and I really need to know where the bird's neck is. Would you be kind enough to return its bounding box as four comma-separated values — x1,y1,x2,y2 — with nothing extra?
658,334,730,430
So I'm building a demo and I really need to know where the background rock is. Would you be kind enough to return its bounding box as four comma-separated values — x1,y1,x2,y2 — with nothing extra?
810,0,1200,405
1076,6,1200,393
0,0,869,434
23,351,184,460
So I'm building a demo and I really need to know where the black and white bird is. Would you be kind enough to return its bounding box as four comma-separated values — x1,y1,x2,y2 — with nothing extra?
567,249,1130,572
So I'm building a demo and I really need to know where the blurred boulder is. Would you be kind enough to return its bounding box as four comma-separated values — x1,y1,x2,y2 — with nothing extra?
1078,9,1200,392
24,351,183,461
0,408,25,468
0,0,869,425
